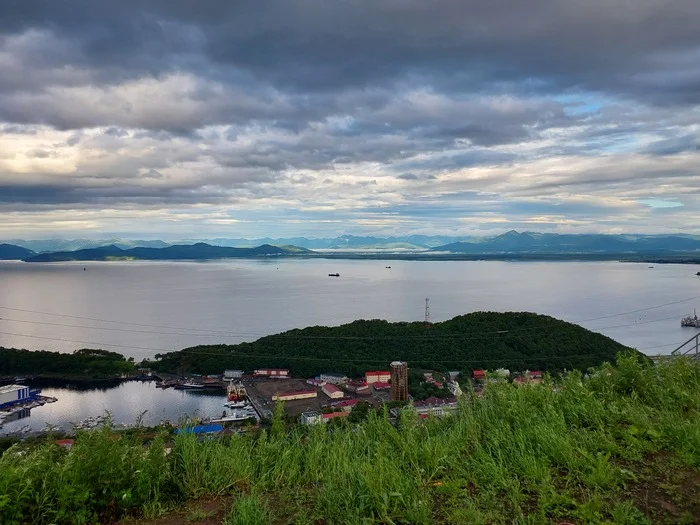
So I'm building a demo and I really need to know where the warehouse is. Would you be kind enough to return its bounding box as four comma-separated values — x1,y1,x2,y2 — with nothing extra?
272,390,317,402
254,369,289,378
322,383,344,399
0,384,34,409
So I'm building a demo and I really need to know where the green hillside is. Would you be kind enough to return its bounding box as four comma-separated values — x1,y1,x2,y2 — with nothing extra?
149,312,637,377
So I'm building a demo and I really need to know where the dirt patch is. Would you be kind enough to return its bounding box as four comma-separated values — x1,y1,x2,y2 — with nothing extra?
119,498,232,525
623,454,700,524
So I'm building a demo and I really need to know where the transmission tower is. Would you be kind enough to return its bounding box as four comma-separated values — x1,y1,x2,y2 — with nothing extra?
424,297,430,325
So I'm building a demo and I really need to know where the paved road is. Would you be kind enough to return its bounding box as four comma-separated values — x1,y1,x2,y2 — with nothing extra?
243,381,273,419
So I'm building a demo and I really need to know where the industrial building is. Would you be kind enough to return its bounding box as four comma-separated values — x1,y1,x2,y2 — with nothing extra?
224,370,244,379
0,384,37,409
412,396,458,417
372,381,391,390
272,390,317,402
254,369,289,378
390,361,408,401
322,383,344,399
365,371,391,384
306,378,326,387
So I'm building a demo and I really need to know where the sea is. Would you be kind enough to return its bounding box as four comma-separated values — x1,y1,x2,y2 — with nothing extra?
0,258,698,434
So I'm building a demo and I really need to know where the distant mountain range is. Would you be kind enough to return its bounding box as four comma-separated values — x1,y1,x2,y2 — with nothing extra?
0,231,698,262
6,232,700,254
23,243,311,262
431,231,700,254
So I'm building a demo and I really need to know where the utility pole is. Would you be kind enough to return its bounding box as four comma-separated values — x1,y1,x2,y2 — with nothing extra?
424,297,430,325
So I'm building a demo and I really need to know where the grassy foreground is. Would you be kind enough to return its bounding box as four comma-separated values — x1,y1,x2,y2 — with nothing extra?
1,355,699,525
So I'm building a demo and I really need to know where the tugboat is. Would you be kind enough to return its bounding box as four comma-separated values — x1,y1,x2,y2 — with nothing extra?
681,309,700,328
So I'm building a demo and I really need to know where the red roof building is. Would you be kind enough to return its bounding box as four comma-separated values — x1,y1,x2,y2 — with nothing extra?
332,399,360,412
322,411,349,421
473,370,486,380
365,371,391,384
322,383,344,399
372,381,391,390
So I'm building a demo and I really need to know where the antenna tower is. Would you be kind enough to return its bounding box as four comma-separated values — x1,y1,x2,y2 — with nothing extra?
424,297,430,325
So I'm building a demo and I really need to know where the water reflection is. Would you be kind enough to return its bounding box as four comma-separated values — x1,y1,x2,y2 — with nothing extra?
0,380,227,435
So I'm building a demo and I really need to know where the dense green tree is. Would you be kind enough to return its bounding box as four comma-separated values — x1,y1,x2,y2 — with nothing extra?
148,312,639,378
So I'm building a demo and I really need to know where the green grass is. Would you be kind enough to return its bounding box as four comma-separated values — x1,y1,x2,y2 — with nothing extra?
1,354,699,524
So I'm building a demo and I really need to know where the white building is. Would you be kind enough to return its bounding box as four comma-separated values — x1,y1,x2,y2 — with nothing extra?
224,370,244,379
0,384,32,409
301,411,322,425
319,373,348,385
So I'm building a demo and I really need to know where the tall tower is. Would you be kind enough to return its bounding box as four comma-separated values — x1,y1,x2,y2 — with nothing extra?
424,298,430,325
390,361,408,401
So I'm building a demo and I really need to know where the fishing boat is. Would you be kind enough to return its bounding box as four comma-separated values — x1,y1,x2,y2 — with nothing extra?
681,309,700,328
226,381,248,402
328,273,340,277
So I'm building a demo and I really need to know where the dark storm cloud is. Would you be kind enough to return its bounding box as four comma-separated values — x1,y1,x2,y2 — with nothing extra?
3,0,700,102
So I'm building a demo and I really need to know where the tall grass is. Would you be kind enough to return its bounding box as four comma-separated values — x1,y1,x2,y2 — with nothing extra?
1,354,698,524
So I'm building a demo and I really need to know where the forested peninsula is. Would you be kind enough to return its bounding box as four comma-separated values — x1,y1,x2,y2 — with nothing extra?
0,348,136,381
148,312,638,377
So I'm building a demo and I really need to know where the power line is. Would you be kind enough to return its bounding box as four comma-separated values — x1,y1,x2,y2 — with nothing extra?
0,313,682,341
1,293,699,338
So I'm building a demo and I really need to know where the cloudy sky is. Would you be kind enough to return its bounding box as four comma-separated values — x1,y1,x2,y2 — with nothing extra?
1,0,699,239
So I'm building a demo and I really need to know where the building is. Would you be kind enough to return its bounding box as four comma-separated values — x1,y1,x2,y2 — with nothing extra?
306,378,326,387
448,371,461,380
365,371,391,384
412,396,458,417
372,381,391,390
472,369,486,381
331,399,359,412
0,384,36,409
322,383,344,399
322,411,349,422
345,380,369,393
390,361,408,402
271,390,317,402
224,370,244,380
253,369,289,378
319,373,348,385
301,411,322,425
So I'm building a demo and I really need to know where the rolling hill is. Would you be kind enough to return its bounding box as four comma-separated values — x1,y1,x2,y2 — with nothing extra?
148,311,639,378
0,243,35,260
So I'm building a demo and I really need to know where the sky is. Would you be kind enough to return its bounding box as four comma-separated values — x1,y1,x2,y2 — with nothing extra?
1,0,699,240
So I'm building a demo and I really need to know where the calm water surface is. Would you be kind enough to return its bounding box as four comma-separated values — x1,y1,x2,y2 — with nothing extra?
0,381,227,435
1,259,698,432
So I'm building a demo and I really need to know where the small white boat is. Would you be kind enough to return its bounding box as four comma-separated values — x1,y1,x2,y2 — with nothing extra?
224,399,250,409
211,409,258,423
181,382,204,389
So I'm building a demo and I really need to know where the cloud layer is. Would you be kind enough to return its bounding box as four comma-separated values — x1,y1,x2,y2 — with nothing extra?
1,1,699,238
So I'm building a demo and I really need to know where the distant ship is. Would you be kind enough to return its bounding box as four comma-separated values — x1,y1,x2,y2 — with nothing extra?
328,273,340,277
681,309,700,328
